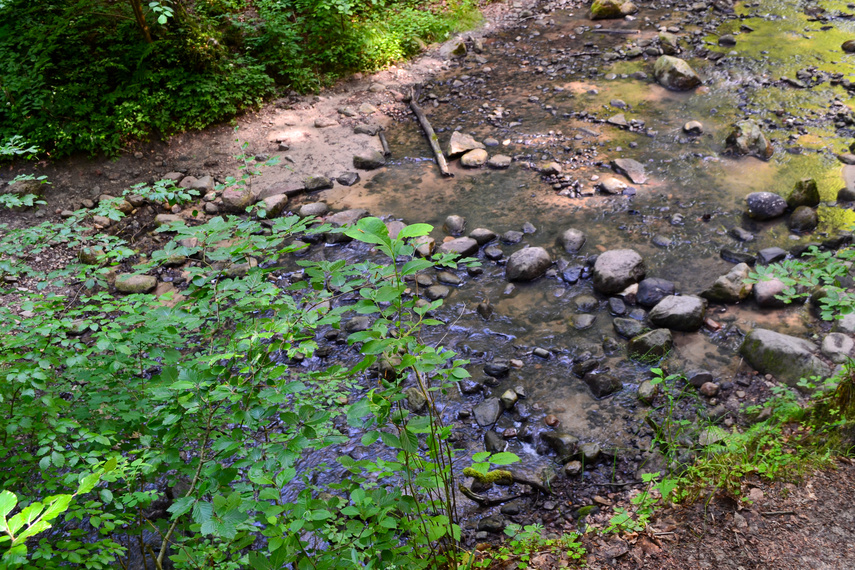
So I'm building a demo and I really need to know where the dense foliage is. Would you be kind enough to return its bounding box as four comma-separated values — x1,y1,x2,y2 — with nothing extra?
0,0,482,157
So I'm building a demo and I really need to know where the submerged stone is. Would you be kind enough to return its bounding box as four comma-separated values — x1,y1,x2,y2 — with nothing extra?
653,56,702,91
725,120,773,160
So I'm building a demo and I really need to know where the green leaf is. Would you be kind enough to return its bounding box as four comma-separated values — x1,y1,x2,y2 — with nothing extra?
397,223,433,239
77,471,100,495
361,431,380,446
472,452,491,463
489,452,520,466
0,491,16,522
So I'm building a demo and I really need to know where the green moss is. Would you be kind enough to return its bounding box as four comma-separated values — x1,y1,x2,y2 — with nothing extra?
463,467,513,484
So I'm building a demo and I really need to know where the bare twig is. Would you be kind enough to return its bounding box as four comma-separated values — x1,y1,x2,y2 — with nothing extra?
408,86,452,177
760,510,796,516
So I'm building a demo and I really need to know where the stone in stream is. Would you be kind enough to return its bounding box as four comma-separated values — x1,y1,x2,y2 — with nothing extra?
404,387,427,413
569,314,597,330
725,120,773,160
115,274,157,294
506,247,552,282
436,271,462,285
438,237,479,257
484,430,507,453
352,150,386,170
753,278,788,308
487,154,512,169
628,329,673,360
447,131,485,158
424,285,451,301
598,177,627,194
720,249,756,265
649,295,707,331
337,172,360,186
221,188,253,212
608,297,626,316
325,208,369,243
501,230,524,244
787,178,820,208
562,265,584,284
260,194,288,217
757,247,787,265
729,227,755,242
702,263,753,303
788,206,818,232
298,202,329,218
584,371,623,399
559,228,586,253
573,294,599,313
636,277,676,308
822,333,855,363
473,397,503,426
746,192,787,220
444,215,466,236
592,249,646,294
484,245,503,260
637,379,659,405
540,431,579,462
659,32,679,55
739,328,831,390
500,389,518,409
687,369,713,388
843,40,855,53
653,56,702,91
589,0,623,19
611,158,648,184
469,228,497,245
683,121,704,135
484,360,510,378
461,148,488,167
305,175,334,191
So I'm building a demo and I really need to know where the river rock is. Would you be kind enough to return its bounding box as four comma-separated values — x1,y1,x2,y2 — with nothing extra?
702,263,753,303
540,162,563,175
461,149,488,167
541,432,579,462
687,369,713,388
628,329,673,359
560,228,586,253
753,278,788,308
444,215,466,236
305,175,334,191
725,120,773,160
487,154,512,169
405,387,427,413
739,328,831,389
729,227,755,242
659,32,679,55
447,131,485,158
788,206,818,232
506,247,552,281
787,178,820,208
325,208,369,243
598,177,627,194
649,295,707,331
584,371,623,399
746,192,787,220
637,278,676,308
154,214,182,228
470,228,497,245
611,158,648,184
757,247,787,265
613,317,645,339
115,274,157,294
424,285,451,300
473,397,503,426
298,202,329,218
484,430,506,453
574,294,599,313
653,56,702,91
822,333,854,363
484,360,510,378
438,237,479,257
638,379,659,405
590,0,623,19
683,121,704,135
352,150,386,170
570,314,597,330
843,40,855,53
593,249,646,294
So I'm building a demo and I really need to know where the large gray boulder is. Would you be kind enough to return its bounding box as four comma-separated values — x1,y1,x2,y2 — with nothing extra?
702,263,753,303
473,397,503,427
739,329,831,389
649,295,707,331
506,247,552,281
637,278,676,308
559,228,586,253
353,150,386,170
746,192,787,220
540,432,579,462
753,278,788,308
653,56,702,91
593,249,646,294
725,120,773,160
438,237,480,257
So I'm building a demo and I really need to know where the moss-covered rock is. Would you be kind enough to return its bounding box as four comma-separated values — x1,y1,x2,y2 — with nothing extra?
739,328,831,390
590,0,624,20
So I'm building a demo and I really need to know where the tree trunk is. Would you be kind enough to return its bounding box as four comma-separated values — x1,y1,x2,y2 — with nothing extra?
129,0,153,43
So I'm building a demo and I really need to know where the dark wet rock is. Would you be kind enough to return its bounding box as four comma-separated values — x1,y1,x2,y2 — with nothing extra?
484,360,510,378
444,215,466,236
487,154,512,169
787,178,820,208
573,359,600,378
729,227,755,242
593,249,646,294
683,121,704,135
721,249,756,265
560,228,586,253
654,56,702,91
484,430,506,453
579,442,602,463
718,34,736,46
603,336,621,355
476,300,493,320
702,263,753,303
637,380,659,404
438,237,479,257
501,230,524,244
305,175,334,191
345,316,371,333
437,271,462,286
753,278,788,308
725,120,773,160
659,32,679,55
628,307,647,321
739,328,831,390
628,329,673,359
562,265,584,284
687,369,714,388
839,186,855,202
757,247,787,265
843,40,855,53
637,278,676,308
541,431,579,461
352,150,386,170
590,0,623,19
570,314,597,330
447,131,485,158
477,515,505,533
533,347,551,359
424,285,451,300
461,148,488,167
564,461,584,477
337,172,360,186
788,206,818,232
405,387,427,413
746,192,787,220
822,333,854,363
484,245,504,260
459,379,483,394
115,274,157,294
649,295,707,331
611,158,648,184
469,228,497,245
608,297,627,316
573,294,599,313
584,371,623,399
506,247,552,282
473,397,503,426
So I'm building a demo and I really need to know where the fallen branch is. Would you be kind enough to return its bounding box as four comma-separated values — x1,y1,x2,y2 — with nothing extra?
409,85,452,177
760,510,796,516
458,484,524,506
591,29,640,35
378,130,391,157
565,51,602,57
